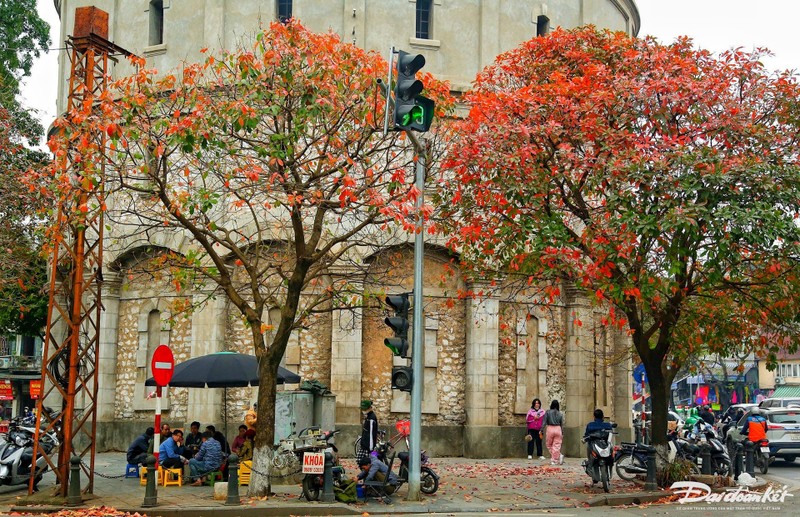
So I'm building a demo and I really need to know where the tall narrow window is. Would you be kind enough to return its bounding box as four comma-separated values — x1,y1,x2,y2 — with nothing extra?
416,0,432,39
277,0,292,23
149,0,164,45
536,15,550,37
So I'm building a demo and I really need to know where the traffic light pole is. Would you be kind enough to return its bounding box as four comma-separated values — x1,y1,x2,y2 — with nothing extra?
406,132,426,501
379,46,431,500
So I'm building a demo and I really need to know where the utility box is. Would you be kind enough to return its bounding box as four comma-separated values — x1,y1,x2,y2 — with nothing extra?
274,391,313,443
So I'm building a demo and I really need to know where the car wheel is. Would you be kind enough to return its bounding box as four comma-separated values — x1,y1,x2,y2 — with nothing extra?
783,456,796,463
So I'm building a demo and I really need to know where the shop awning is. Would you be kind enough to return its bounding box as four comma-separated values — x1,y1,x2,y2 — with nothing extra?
772,385,800,398
0,373,41,380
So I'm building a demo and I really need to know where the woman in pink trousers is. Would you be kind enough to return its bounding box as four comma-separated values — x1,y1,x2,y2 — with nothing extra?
542,400,565,465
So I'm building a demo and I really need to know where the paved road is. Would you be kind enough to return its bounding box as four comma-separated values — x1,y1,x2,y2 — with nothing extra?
0,453,796,516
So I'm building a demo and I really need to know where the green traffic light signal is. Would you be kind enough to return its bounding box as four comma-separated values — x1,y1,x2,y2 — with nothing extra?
392,50,435,133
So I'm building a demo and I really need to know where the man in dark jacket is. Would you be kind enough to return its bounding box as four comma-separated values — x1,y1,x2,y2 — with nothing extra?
359,400,378,462
357,455,399,494
583,409,613,461
127,427,154,465
699,405,715,426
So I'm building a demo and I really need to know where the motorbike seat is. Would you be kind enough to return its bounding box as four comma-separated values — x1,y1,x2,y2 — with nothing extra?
398,451,409,464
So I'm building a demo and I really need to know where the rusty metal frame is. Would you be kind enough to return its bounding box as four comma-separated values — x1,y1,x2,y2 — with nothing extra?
30,32,128,497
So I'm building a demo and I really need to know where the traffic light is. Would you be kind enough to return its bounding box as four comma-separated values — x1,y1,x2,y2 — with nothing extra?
393,50,435,132
392,366,413,392
384,294,410,358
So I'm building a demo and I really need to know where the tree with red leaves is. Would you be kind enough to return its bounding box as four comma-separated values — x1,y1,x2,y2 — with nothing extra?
41,21,452,496
438,26,800,450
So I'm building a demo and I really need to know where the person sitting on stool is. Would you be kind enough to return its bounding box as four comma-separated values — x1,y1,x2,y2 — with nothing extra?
356,455,399,495
159,429,188,469
126,427,154,465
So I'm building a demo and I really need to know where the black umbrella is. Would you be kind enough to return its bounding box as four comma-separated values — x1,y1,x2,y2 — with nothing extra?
145,351,301,387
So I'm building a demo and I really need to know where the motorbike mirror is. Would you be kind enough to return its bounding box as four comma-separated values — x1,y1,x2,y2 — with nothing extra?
611,423,618,429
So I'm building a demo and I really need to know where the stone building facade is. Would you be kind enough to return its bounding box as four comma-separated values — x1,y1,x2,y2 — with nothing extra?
53,0,639,457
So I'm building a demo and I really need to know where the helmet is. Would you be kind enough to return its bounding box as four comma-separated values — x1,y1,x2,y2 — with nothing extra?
751,408,764,417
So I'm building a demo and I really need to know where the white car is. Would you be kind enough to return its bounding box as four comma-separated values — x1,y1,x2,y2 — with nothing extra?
726,407,800,463
759,397,800,409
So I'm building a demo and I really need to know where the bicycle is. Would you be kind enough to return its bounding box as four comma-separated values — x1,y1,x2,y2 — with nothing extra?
354,420,410,458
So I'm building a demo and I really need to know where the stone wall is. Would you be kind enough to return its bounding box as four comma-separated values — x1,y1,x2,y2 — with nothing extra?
113,263,192,424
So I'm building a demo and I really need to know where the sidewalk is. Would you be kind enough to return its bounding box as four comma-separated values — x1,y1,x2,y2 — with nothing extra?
0,453,690,516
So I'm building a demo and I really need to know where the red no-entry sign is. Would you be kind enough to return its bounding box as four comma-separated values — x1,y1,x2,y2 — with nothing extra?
151,345,174,387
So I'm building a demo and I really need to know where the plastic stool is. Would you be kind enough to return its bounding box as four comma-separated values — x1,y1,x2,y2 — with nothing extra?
140,466,163,486
163,467,183,487
239,460,252,485
125,463,140,478
204,470,223,486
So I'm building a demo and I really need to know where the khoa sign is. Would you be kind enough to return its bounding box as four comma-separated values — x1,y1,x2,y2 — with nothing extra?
302,452,325,474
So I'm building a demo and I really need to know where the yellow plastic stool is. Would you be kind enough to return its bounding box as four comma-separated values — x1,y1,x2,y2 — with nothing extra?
163,467,183,487
140,466,163,486
239,460,252,485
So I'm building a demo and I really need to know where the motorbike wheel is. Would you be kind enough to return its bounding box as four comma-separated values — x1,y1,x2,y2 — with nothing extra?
302,475,322,501
759,455,769,475
614,453,645,482
601,464,610,493
714,457,731,477
420,467,439,495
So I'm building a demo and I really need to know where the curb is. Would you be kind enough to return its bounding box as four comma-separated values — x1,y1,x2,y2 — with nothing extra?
585,491,669,507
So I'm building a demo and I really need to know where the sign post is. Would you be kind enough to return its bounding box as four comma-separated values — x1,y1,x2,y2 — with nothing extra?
151,345,174,463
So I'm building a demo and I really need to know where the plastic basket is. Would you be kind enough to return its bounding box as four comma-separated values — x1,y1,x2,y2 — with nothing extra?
396,419,410,437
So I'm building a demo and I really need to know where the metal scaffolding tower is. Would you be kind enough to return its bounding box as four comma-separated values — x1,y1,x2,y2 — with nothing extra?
30,7,130,496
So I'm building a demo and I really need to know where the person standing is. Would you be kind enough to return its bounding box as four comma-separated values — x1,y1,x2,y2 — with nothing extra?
526,398,545,460
542,400,565,466
359,400,378,462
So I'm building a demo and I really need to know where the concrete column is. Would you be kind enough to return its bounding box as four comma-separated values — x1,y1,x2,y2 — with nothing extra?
464,295,499,457
204,0,226,49
186,289,226,424
612,327,634,441
465,296,499,426
97,271,121,422
563,286,594,457
479,0,500,71
330,283,364,425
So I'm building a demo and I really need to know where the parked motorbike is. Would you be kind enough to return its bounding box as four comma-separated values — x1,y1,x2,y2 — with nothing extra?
667,429,701,475
296,428,347,501
0,417,59,490
581,423,617,493
694,422,732,476
614,441,654,481
374,438,439,495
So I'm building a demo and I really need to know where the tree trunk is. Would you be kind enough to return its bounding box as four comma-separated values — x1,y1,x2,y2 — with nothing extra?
247,445,274,496
647,365,669,448
248,347,279,497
